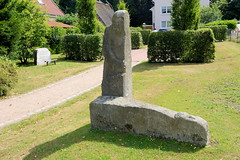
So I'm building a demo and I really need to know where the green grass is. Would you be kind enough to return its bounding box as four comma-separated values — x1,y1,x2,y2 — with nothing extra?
0,41,239,159
8,54,102,96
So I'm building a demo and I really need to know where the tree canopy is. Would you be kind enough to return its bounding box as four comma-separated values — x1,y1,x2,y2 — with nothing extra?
0,0,49,63
77,0,97,34
171,0,201,30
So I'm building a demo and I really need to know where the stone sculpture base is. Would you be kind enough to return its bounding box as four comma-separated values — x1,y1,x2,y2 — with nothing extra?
90,96,209,146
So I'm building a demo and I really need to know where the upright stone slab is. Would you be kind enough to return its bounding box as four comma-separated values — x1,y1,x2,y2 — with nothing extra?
101,10,132,98
34,48,51,66
90,10,210,146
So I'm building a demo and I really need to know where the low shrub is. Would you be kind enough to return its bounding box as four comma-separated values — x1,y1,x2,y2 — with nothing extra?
202,20,237,30
148,29,215,63
200,25,227,41
131,32,143,49
63,34,102,61
140,29,152,45
0,58,18,97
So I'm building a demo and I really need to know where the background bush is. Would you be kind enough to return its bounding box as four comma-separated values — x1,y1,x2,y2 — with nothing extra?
202,20,237,30
131,32,143,49
200,25,227,41
140,29,152,45
63,34,102,61
0,58,18,97
47,27,66,54
130,27,143,32
148,29,215,63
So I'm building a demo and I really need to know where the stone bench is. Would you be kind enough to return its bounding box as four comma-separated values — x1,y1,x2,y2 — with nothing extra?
45,59,57,66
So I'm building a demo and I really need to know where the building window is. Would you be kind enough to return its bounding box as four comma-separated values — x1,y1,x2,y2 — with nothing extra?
161,6,172,14
161,21,171,29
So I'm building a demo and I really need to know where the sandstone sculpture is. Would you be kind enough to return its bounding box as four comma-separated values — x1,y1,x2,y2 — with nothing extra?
101,10,132,98
90,10,210,146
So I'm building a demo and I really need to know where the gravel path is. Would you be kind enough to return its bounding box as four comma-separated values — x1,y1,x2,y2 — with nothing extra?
0,49,148,128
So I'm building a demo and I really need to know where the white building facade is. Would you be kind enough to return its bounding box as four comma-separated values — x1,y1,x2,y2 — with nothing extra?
151,0,210,30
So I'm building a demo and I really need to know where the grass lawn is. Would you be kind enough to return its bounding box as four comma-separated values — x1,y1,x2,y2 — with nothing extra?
8,54,102,96
0,42,239,159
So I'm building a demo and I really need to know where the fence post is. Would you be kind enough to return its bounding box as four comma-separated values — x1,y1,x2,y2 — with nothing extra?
237,29,239,43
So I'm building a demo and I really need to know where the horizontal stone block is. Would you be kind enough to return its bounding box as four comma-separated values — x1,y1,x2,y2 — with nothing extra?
90,96,209,146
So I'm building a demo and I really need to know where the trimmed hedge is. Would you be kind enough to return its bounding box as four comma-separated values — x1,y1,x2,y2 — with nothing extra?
131,32,143,49
130,27,143,32
0,58,18,97
202,20,237,30
63,34,102,61
200,25,227,41
140,29,152,45
148,29,215,63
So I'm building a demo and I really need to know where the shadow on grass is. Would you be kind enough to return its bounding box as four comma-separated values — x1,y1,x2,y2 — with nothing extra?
133,61,204,73
24,124,203,160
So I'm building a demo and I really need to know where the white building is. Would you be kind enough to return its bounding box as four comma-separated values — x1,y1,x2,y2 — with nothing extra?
151,0,209,30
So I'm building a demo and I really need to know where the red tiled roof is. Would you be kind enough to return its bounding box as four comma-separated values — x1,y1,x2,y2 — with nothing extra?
47,21,75,28
36,0,65,16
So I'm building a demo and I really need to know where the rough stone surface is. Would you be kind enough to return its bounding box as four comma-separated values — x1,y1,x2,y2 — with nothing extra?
90,96,210,146
90,10,210,146
34,48,51,66
101,10,132,98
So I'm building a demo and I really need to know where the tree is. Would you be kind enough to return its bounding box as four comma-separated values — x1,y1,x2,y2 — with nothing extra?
171,0,201,30
117,0,128,10
222,0,240,20
59,0,76,14
0,0,49,63
77,0,97,34
56,13,78,25
200,2,223,24
102,0,153,27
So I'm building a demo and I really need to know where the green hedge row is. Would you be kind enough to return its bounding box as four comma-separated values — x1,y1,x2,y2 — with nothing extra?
63,34,102,61
148,29,215,63
0,58,18,97
202,20,237,30
200,25,227,41
140,29,152,45
131,32,143,49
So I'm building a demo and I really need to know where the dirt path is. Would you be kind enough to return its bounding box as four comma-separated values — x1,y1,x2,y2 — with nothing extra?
0,49,148,128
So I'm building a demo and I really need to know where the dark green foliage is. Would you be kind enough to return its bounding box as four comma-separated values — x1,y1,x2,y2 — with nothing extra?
131,32,143,49
171,0,201,30
59,0,76,14
148,29,215,63
221,0,240,20
77,0,97,34
202,20,237,30
63,34,102,61
140,29,152,45
56,14,78,25
200,25,227,41
0,58,18,97
102,0,153,27
47,27,66,54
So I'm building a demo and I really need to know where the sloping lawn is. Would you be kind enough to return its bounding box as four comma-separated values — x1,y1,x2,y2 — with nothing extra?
8,54,102,96
0,42,239,159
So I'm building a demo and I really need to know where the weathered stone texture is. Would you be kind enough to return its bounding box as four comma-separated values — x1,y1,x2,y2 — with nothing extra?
90,10,210,146
90,96,209,146
101,10,132,98
34,48,51,66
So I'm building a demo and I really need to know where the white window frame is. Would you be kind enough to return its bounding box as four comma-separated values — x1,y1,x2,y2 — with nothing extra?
161,6,172,14
161,21,172,29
